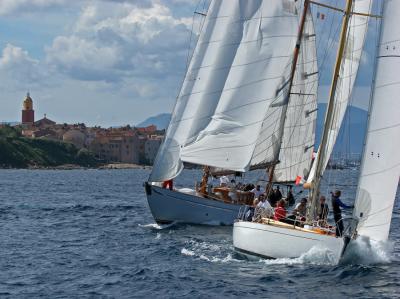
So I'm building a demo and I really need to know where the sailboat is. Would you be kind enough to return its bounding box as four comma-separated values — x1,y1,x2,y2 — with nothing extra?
233,0,400,260
144,0,318,225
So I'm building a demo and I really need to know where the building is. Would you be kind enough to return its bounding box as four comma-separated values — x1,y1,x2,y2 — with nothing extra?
21,92,35,125
89,129,140,164
34,115,56,128
63,130,86,149
144,135,163,164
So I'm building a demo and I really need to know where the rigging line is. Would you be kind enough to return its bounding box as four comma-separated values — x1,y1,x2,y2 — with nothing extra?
359,162,400,177
368,122,400,133
359,204,395,219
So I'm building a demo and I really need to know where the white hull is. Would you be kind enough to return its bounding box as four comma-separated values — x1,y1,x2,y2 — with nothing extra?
145,184,242,225
233,221,345,260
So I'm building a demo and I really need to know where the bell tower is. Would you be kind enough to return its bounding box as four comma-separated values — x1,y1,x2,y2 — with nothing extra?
22,92,35,125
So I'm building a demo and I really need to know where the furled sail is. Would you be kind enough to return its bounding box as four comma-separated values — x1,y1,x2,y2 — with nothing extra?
354,0,400,242
307,0,372,183
266,8,318,183
178,0,300,172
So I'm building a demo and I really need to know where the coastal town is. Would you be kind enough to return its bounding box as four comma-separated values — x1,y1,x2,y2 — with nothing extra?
1,93,164,166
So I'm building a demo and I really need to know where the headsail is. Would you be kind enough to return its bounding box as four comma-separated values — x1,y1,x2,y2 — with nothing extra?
307,0,373,183
178,0,300,172
354,0,400,242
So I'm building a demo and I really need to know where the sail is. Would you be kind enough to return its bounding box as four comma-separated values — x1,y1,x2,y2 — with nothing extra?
354,0,400,242
149,0,238,182
270,8,318,182
307,0,372,183
178,0,300,172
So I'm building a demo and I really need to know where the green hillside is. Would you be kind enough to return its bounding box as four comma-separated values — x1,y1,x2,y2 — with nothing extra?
0,126,98,168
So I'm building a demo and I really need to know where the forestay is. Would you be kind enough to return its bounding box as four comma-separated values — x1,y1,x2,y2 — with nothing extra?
354,0,400,242
307,0,372,183
178,0,300,172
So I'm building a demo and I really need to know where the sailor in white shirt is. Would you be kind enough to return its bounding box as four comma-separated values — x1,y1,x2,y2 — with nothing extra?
251,185,264,198
256,194,274,218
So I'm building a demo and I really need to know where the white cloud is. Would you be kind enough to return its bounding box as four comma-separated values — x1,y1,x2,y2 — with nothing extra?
45,0,191,89
0,43,48,84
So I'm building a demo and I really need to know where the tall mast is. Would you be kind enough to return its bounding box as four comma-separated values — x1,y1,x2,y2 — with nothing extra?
307,0,354,221
266,0,311,194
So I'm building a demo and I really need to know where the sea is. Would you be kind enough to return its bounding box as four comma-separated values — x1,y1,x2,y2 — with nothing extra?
0,168,398,298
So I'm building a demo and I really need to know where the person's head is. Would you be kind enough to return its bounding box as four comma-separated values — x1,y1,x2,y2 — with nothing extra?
300,197,307,205
320,196,326,203
253,198,259,206
277,186,280,190
256,185,261,191
231,179,236,184
258,194,266,202
278,199,286,208
333,190,341,197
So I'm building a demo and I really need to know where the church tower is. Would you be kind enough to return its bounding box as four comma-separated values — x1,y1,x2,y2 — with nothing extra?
22,92,35,125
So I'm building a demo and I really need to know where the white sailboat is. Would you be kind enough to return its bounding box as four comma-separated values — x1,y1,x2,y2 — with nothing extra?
145,0,318,225
233,0,400,260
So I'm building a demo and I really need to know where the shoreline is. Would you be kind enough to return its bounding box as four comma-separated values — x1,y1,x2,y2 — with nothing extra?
0,163,152,170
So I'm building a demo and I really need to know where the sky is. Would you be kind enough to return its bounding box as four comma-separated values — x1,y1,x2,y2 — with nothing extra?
0,0,381,127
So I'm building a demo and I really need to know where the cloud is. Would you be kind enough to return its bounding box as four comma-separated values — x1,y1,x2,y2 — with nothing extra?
0,43,48,85
45,0,191,94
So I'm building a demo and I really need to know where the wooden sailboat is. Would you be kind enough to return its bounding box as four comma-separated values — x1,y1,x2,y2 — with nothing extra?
233,0,400,260
145,0,318,225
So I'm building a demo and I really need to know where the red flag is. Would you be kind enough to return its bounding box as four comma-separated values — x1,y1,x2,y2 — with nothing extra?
295,176,302,185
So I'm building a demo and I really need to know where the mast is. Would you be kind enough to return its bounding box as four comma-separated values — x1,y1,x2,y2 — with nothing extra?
307,0,354,221
266,0,311,193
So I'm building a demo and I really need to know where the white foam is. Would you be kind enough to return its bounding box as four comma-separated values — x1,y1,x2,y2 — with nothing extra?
340,237,393,265
181,240,241,263
260,246,339,266
138,222,177,230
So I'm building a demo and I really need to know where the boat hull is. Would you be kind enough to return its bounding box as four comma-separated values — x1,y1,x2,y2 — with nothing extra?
145,184,242,225
233,220,345,260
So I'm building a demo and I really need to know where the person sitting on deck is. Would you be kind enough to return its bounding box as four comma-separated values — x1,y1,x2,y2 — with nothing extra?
254,194,274,220
286,186,295,207
219,175,230,187
273,199,287,222
275,186,283,201
251,185,264,198
293,197,308,219
331,190,353,237
228,179,238,203
318,196,329,226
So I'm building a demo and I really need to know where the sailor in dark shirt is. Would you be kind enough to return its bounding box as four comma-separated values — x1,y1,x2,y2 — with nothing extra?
331,190,353,236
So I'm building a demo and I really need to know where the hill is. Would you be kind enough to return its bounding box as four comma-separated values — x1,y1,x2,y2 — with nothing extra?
316,104,368,154
136,113,171,130
0,126,98,168
140,104,368,153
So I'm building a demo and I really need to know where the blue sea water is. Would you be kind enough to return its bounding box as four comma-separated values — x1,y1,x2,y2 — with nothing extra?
0,169,398,298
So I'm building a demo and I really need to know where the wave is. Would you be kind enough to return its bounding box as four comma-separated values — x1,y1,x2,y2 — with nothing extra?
340,237,394,265
181,240,242,263
260,246,340,266
138,222,178,230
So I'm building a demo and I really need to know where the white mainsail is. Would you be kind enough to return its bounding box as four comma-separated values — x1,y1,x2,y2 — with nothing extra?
178,0,300,172
307,0,372,183
271,8,318,183
354,0,400,242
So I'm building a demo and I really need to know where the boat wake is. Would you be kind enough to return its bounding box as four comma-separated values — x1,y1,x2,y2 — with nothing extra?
260,246,340,266
138,222,178,230
181,240,241,263
340,237,394,265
